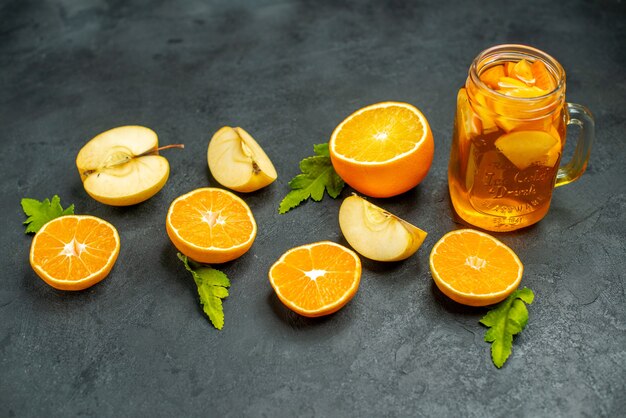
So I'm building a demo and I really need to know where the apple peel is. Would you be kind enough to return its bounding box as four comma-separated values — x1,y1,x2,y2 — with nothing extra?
495,130,560,170
339,195,427,262
76,125,183,206
207,126,277,193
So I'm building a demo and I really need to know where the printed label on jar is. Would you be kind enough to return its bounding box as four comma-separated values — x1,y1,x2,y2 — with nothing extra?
469,150,553,217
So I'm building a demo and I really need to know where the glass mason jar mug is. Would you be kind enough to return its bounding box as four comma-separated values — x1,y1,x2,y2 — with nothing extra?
448,44,594,232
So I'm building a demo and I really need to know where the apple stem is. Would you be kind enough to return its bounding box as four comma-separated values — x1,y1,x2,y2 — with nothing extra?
82,144,186,177
137,144,185,157
156,144,185,152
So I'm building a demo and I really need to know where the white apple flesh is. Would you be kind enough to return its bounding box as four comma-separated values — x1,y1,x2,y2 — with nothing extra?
76,126,171,206
207,126,277,193
339,195,427,262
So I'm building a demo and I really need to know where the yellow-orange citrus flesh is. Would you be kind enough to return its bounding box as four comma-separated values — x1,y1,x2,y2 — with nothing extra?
329,102,434,198
429,229,523,306
478,59,558,98
166,188,257,264
29,215,120,290
268,241,361,317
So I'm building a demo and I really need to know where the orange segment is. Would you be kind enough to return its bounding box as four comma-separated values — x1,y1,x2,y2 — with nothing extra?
429,229,523,306
512,59,535,84
457,89,483,138
483,60,555,96
497,76,529,90
479,65,505,89
268,241,361,317
504,61,516,77
532,60,557,92
471,91,498,133
502,86,547,98
29,215,120,290
329,102,434,198
166,188,257,263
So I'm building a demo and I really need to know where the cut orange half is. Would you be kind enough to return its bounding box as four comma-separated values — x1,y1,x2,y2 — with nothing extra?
166,187,257,264
268,241,361,317
329,102,434,198
29,215,120,290
429,229,523,306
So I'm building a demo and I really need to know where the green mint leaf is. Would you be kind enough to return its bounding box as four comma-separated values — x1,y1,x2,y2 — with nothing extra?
197,283,227,329
21,195,75,234
514,287,534,304
177,253,231,330
325,167,345,198
479,287,534,368
507,299,529,329
279,189,312,214
313,143,330,156
484,327,498,343
505,317,524,335
490,332,513,368
278,143,344,214
194,267,230,288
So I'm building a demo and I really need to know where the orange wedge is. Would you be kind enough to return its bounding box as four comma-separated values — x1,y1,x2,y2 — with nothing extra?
268,241,361,317
429,229,523,306
502,86,547,98
480,65,505,89
30,215,120,290
166,188,257,263
329,102,434,198
532,60,557,92
512,59,535,84
504,61,516,77
497,76,529,90
471,90,498,133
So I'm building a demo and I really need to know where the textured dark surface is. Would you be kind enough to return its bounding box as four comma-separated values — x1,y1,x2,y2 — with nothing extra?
1,0,625,417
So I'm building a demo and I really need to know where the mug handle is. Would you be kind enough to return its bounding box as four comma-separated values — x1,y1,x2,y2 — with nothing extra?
555,103,595,187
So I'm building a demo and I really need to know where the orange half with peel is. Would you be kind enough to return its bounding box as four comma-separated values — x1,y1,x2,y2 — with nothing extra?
329,102,434,198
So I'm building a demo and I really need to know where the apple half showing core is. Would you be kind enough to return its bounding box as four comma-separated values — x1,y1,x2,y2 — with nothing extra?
207,126,277,193
76,126,171,206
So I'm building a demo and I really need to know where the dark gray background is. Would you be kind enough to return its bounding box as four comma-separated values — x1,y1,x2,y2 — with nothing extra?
1,0,625,417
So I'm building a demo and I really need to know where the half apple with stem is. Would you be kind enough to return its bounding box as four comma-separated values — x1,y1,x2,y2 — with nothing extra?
76,125,183,206
207,126,277,193
339,194,427,262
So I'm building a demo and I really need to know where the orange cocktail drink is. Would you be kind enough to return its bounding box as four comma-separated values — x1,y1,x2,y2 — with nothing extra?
448,44,594,231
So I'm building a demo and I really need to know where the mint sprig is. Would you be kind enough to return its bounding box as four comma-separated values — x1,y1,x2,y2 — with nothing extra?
480,287,535,368
278,143,344,214
21,195,75,234
177,253,231,330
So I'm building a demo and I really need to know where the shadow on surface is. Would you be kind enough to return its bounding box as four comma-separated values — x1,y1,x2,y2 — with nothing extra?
360,257,408,276
266,291,339,329
430,281,486,317
159,243,210,319
336,235,410,276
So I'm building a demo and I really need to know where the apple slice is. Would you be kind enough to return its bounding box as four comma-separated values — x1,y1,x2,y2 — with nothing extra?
207,126,277,193
76,126,182,206
495,130,560,170
339,195,427,262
